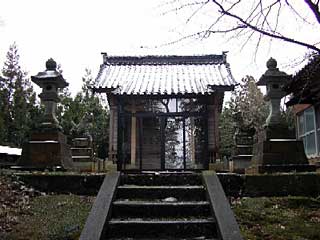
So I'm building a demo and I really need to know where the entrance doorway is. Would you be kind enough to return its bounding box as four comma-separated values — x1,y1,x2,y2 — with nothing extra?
119,113,207,171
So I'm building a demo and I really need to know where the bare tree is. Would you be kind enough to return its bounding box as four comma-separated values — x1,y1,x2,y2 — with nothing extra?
160,0,320,54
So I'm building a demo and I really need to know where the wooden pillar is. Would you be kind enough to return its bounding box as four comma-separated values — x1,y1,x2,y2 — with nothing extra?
208,104,215,163
138,118,143,170
117,98,123,171
204,104,209,169
214,105,220,160
213,95,221,161
183,118,186,169
160,117,165,170
130,103,136,165
190,116,195,164
189,99,196,165
108,106,116,162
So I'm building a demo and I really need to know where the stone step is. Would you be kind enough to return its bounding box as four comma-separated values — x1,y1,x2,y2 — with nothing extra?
112,200,211,218
72,156,92,163
232,155,253,161
71,147,93,150
116,185,206,201
236,144,253,148
234,147,253,155
108,238,217,240
72,138,91,147
71,148,92,156
108,238,218,240
72,155,91,159
121,173,202,186
106,218,217,239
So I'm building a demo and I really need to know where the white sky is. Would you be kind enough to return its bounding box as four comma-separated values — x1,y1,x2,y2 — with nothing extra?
0,0,319,96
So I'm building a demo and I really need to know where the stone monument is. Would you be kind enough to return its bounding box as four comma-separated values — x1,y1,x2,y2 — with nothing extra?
70,113,94,171
19,59,73,169
247,58,316,174
231,112,255,173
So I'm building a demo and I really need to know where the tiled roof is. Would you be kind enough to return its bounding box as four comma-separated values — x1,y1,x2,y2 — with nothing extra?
94,54,237,95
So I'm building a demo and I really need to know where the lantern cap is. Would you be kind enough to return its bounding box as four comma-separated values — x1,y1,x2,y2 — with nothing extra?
31,58,68,88
257,57,291,86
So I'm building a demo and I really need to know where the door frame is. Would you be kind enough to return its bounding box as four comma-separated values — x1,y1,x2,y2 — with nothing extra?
117,100,209,172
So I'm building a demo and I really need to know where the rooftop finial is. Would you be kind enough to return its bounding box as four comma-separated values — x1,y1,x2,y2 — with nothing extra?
222,51,228,63
101,52,108,64
266,57,277,70
46,58,57,71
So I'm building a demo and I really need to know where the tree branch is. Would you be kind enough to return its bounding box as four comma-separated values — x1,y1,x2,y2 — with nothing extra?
161,1,207,15
145,25,246,49
212,0,320,53
285,0,313,24
304,0,320,24
186,0,209,23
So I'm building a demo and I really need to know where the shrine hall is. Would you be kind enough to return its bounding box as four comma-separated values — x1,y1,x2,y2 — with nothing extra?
94,53,237,171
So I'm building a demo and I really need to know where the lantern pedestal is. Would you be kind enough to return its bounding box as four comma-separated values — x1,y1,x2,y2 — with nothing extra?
246,132,316,174
20,129,73,169
264,125,295,140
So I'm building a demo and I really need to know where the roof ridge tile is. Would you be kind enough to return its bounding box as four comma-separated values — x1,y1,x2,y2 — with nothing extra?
103,54,225,66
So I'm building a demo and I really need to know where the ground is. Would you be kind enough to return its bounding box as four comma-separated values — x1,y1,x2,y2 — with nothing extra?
0,174,94,240
0,173,320,239
232,196,320,240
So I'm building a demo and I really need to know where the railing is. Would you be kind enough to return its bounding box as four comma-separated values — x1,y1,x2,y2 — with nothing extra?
202,171,243,240
80,171,120,240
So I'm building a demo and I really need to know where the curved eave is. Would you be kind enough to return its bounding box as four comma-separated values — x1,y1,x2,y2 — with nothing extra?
93,85,234,96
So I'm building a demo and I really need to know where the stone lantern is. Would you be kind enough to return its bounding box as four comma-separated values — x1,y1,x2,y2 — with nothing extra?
31,58,67,129
247,58,315,174
257,58,290,127
19,59,73,169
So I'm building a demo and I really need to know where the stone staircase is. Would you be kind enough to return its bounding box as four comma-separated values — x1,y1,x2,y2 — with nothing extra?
106,172,218,239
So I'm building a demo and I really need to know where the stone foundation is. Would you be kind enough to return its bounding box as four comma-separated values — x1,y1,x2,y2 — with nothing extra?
230,155,252,174
19,130,73,169
247,139,316,174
